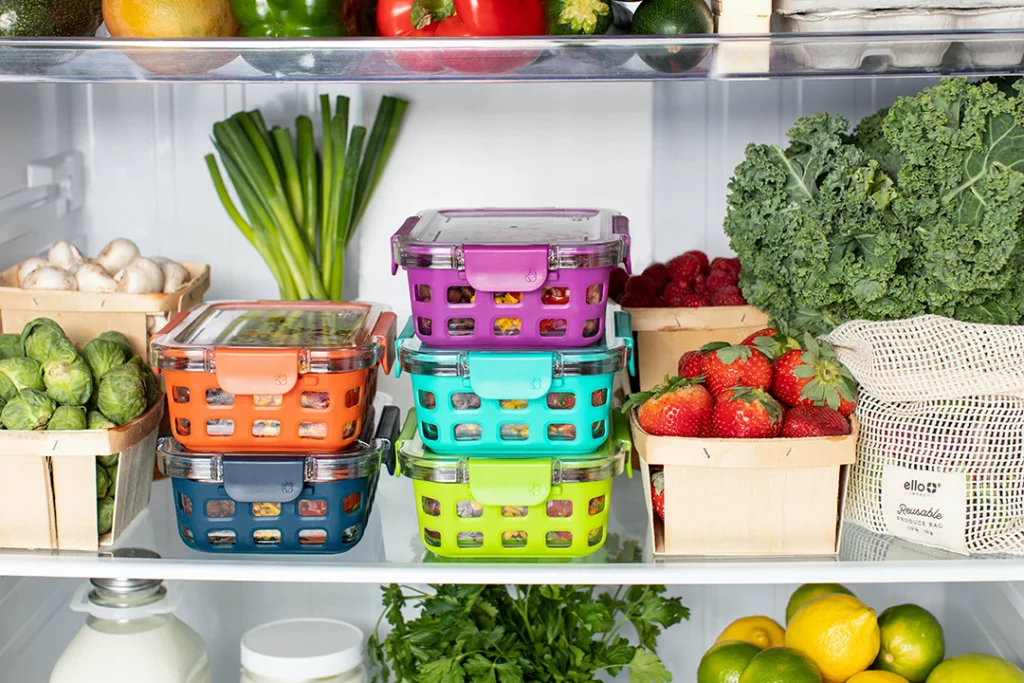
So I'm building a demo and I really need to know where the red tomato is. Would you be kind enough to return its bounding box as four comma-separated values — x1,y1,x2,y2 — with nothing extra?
451,0,544,35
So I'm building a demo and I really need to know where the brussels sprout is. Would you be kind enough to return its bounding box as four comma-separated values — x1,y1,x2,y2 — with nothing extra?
97,496,115,535
1,388,56,430
97,331,134,360
104,463,118,487
0,357,44,401
87,410,117,430
43,356,93,406
21,318,66,364
96,462,111,498
0,334,24,359
97,453,119,468
96,364,147,426
128,357,161,406
82,338,127,382
48,405,87,430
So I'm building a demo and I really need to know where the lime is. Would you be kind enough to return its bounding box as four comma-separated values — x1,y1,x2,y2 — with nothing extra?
875,604,945,682
926,653,1024,682
850,673,909,683
786,584,854,624
698,640,762,683
739,647,823,683
717,616,786,649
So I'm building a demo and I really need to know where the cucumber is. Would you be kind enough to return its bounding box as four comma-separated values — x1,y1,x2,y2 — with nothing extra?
631,0,713,73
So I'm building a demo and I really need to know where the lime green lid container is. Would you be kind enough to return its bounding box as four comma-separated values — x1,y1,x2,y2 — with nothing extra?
397,408,630,558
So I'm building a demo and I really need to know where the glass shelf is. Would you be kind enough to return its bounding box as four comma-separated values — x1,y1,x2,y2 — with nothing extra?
0,474,1022,585
1,31,1024,83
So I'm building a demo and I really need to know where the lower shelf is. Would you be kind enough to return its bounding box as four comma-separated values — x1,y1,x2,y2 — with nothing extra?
0,473,1022,583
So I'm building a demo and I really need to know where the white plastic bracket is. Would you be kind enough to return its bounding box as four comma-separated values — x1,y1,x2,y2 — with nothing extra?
0,151,84,229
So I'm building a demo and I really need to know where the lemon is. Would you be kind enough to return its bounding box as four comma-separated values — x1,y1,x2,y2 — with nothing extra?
785,593,880,683
717,616,786,649
738,647,823,683
850,673,910,683
875,604,945,682
926,653,1024,682
787,584,855,624
698,640,762,683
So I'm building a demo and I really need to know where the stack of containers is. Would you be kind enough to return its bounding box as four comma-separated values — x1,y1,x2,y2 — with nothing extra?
150,300,399,554
391,208,635,558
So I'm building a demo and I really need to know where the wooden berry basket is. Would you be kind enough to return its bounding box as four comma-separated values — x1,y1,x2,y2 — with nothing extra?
620,304,769,392
0,402,162,551
631,409,856,556
0,263,210,358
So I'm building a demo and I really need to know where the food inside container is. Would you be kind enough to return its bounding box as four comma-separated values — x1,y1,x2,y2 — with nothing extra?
397,312,634,456
152,300,396,453
391,208,631,349
157,404,399,554
397,409,630,559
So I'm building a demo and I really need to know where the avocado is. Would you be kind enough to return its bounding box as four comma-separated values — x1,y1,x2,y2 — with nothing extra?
0,0,103,36
631,0,713,73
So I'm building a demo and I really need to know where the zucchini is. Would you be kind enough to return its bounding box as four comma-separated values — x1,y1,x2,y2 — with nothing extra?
545,0,614,35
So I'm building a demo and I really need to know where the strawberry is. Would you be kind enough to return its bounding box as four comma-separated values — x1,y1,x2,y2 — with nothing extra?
712,387,784,439
710,287,747,306
623,375,714,437
770,333,858,416
751,331,802,360
625,275,657,298
619,292,653,308
642,263,669,291
699,344,773,397
651,468,665,520
705,269,738,291
678,293,710,308
781,405,851,438
667,253,701,284
683,250,710,274
609,267,629,302
741,328,780,346
677,349,709,379
663,280,692,306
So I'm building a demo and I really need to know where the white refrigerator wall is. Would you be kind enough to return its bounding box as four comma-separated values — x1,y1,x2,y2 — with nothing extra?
1,579,1022,682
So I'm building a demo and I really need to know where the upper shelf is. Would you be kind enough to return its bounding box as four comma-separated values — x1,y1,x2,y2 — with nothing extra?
0,474,1022,585
2,31,1024,83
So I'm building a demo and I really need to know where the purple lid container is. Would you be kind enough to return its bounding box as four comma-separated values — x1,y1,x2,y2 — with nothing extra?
390,208,632,285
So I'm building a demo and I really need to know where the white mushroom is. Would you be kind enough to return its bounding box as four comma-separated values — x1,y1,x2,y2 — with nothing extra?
114,257,164,294
157,259,190,293
48,241,85,274
22,266,77,291
75,263,118,293
96,238,140,276
17,257,49,286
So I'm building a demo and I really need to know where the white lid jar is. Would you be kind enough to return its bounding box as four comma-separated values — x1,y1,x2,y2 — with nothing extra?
240,618,367,683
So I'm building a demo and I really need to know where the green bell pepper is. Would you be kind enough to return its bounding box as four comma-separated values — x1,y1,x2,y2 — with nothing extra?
231,0,347,37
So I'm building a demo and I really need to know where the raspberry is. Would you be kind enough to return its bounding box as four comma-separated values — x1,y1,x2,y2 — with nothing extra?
624,275,657,298
705,269,738,291
667,254,701,284
619,292,654,308
683,250,710,274
678,294,710,308
654,296,669,307
711,257,741,277
710,287,747,306
692,272,706,293
609,267,629,301
641,263,669,291
663,280,692,307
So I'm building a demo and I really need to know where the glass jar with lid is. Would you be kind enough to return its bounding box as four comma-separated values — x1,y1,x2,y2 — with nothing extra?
241,618,367,683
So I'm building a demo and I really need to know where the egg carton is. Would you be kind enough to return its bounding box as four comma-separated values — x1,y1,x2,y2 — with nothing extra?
776,7,1024,70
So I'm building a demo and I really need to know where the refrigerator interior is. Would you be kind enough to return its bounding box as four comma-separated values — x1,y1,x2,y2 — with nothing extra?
1,577,1023,682
0,76,998,681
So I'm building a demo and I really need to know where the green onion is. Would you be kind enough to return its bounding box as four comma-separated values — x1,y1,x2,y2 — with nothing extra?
207,95,408,301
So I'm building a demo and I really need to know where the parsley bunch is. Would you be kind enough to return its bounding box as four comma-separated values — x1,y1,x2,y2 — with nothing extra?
368,584,689,683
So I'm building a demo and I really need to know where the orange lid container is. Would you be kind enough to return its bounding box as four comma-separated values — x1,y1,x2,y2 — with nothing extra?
151,301,396,453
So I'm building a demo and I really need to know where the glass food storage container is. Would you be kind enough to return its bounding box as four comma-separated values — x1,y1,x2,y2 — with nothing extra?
391,208,631,349
397,311,633,456
151,301,396,453
398,409,630,558
158,405,399,554
240,618,367,683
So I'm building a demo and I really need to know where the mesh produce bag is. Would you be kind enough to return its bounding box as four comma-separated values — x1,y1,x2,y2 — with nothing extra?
826,316,1024,555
